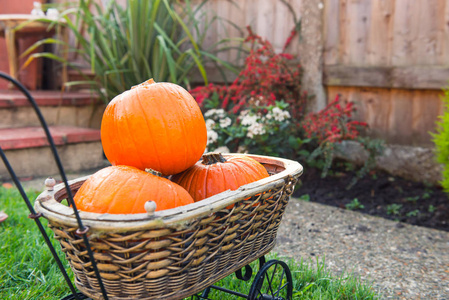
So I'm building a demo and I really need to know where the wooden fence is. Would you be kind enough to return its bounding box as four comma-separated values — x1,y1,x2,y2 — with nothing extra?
199,0,302,57
189,0,302,80
322,0,449,146
197,0,449,147
57,0,448,147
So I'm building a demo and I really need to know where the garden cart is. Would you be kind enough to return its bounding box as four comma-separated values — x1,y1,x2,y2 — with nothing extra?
0,72,303,300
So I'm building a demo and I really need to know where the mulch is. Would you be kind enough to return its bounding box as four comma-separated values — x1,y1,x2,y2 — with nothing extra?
293,164,449,232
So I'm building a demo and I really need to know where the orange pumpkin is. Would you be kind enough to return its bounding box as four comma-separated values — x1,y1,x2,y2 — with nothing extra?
74,165,194,214
101,79,207,176
171,152,269,202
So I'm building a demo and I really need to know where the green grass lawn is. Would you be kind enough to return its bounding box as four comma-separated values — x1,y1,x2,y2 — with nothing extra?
0,187,381,299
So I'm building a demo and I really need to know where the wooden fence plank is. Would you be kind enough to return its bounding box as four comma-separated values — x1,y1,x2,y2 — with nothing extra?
227,1,245,65
443,0,449,63
388,89,414,144
202,0,217,58
291,0,302,53
391,0,418,66
356,88,392,139
273,0,296,52
323,0,340,65
439,92,447,117
415,0,446,65
325,65,391,88
273,0,287,52
244,0,258,29
337,0,349,63
412,90,445,144
255,0,275,44
345,0,371,65
366,0,395,66
215,0,229,62
324,65,449,90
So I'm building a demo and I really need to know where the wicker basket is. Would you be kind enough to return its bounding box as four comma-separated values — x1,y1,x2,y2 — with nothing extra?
35,154,303,300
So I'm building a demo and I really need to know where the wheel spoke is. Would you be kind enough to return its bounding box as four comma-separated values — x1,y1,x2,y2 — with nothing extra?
266,263,278,295
276,282,289,297
269,263,278,286
275,268,286,297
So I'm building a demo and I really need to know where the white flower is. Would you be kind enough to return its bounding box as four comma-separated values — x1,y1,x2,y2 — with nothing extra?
213,146,230,153
240,115,259,126
271,107,291,122
219,117,232,128
205,119,216,130
247,123,266,138
204,109,226,119
204,109,216,118
207,130,218,144
239,110,250,117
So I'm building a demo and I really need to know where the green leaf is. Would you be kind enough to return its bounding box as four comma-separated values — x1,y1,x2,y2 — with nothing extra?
184,49,208,85
298,194,310,202
20,38,67,58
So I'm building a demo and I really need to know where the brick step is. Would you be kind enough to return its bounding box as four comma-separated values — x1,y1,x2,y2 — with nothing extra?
0,126,104,180
0,90,102,108
0,126,101,150
0,89,106,129
67,68,96,91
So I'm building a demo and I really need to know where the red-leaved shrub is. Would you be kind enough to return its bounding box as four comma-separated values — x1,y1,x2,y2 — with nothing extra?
301,95,367,144
190,26,307,119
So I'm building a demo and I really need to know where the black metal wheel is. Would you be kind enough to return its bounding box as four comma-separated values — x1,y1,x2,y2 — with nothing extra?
247,260,293,300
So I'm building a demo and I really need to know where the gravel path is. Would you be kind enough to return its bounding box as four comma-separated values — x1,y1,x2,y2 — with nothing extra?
274,199,449,299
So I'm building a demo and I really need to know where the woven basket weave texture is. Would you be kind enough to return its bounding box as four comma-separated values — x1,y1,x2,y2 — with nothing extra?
36,155,302,300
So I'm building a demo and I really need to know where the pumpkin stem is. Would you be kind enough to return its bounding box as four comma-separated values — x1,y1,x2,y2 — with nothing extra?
145,168,162,177
132,78,156,89
202,152,227,165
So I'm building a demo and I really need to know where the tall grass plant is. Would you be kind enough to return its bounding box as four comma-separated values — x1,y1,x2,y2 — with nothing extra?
23,0,238,102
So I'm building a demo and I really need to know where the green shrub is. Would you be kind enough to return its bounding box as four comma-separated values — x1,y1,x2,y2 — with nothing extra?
432,87,449,194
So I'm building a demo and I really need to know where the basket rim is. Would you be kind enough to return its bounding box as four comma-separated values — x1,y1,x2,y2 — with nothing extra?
35,153,303,232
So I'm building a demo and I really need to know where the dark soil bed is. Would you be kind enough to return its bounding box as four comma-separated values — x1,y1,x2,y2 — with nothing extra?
293,164,449,232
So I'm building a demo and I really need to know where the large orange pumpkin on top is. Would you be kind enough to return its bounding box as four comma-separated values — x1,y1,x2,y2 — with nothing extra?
171,152,269,202
101,79,207,176
74,165,194,214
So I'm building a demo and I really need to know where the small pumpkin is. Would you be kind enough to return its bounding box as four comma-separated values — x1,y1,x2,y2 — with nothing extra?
171,152,269,202
74,165,194,214
101,79,207,176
